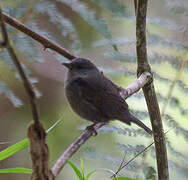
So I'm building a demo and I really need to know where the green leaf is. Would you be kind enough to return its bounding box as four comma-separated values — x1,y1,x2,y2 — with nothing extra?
0,168,32,174
85,170,96,180
80,159,84,175
112,177,136,180
0,138,29,162
67,161,83,180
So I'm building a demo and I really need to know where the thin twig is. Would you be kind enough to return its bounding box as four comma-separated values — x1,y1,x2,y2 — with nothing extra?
2,12,76,60
51,72,151,177
118,142,154,174
113,153,126,178
114,128,172,177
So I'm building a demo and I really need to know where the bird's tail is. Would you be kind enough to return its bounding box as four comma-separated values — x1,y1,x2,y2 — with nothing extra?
130,114,153,135
120,113,153,135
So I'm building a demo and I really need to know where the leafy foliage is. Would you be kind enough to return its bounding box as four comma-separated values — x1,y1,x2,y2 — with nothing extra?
0,138,28,161
68,160,96,180
68,159,135,180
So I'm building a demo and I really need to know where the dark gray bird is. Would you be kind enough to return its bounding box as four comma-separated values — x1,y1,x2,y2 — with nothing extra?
63,58,152,135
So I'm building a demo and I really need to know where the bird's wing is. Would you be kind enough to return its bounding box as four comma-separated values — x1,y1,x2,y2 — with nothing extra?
70,77,129,120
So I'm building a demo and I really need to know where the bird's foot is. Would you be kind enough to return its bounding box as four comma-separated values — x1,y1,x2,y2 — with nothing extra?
86,123,98,136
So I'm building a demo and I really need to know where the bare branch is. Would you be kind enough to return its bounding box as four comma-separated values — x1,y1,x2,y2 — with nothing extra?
51,72,151,177
135,1,169,179
119,72,151,99
2,12,76,60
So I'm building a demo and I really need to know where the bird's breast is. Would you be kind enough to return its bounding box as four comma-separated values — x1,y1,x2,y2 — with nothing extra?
65,78,102,122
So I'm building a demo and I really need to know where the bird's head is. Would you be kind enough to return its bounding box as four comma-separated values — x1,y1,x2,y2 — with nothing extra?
62,58,99,76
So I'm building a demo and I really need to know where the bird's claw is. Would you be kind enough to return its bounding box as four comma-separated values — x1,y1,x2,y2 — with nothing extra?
86,123,98,136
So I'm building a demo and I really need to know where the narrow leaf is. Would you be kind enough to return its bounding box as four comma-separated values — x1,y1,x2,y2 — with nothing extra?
67,161,83,180
0,139,29,161
85,170,96,180
0,168,32,174
80,159,84,175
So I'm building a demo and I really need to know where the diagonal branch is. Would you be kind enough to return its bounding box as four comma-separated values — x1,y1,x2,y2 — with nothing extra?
51,71,152,177
0,7,53,180
2,12,76,60
52,122,104,176
135,1,169,180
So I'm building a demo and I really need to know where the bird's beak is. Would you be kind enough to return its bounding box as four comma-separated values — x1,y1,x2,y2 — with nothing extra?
62,62,72,69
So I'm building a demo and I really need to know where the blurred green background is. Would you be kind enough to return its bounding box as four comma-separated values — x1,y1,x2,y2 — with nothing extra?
0,0,188,179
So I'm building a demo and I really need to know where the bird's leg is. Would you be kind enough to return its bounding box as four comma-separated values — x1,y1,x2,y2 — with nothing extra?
86,123,98,136
86,122,106,136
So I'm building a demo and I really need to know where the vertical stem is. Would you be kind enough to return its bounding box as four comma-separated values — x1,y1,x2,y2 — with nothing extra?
135,1,169,179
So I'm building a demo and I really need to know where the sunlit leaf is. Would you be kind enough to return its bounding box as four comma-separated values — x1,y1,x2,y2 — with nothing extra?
0,139,29,162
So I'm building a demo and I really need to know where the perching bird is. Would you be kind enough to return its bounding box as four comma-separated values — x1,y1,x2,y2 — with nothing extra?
63,58,152,135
